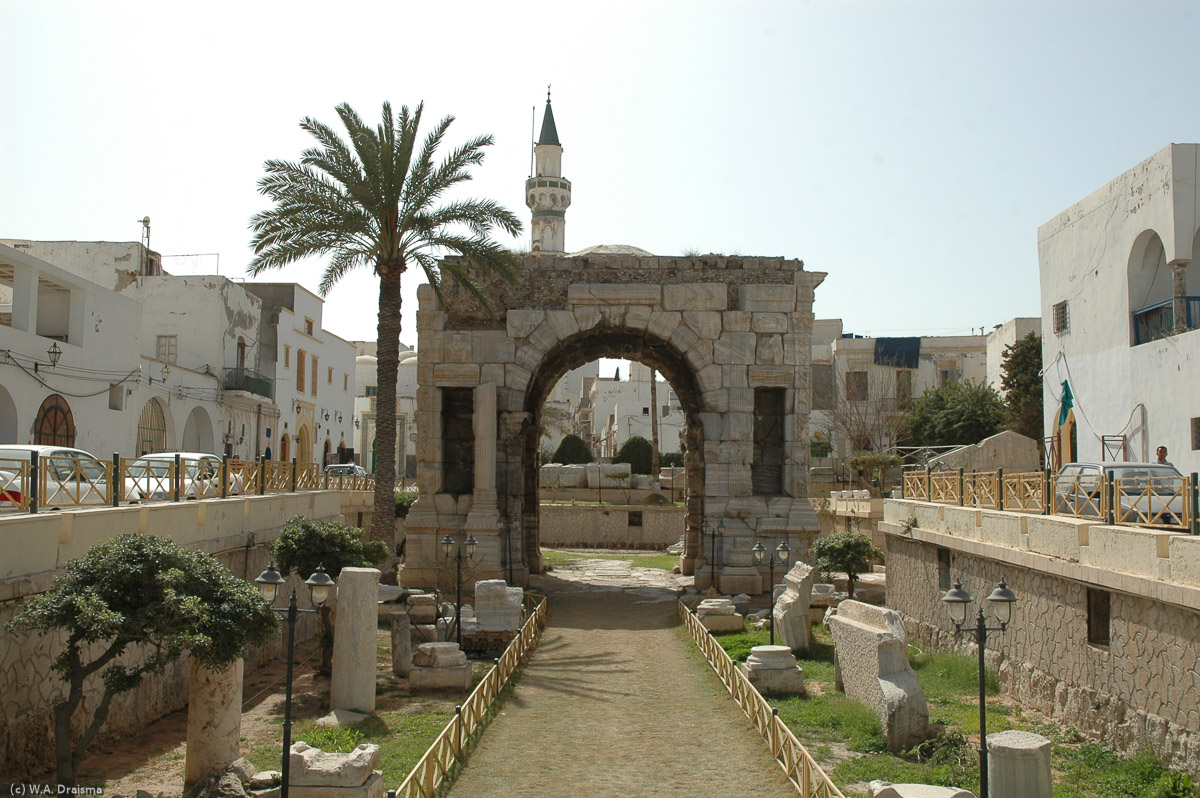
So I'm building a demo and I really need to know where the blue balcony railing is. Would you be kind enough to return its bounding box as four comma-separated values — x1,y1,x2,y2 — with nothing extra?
1132,297,1200,345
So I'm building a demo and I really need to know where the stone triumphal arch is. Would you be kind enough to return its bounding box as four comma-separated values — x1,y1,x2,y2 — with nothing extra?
402,250,825,594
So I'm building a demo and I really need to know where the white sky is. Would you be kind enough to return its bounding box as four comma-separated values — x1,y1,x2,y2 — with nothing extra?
5,0,1200,357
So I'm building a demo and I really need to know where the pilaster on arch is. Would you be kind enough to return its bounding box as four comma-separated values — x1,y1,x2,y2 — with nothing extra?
403,252,826,594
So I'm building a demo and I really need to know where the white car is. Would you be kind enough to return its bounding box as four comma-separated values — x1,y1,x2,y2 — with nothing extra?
0,445,109,508
325,463,368,477
125,452,244,501
1055,461,1186,526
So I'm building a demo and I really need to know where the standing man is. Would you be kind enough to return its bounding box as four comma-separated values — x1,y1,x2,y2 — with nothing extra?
1155,446,1175,469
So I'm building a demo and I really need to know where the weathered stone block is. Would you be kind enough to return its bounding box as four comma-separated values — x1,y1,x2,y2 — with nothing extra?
544,310,580,340
442,333,473,363
413,642,467,668
409,663,473,690
774,561,817,652
624,305,652,330
714,333,757,365
828,600,928,752
722,311,753,332
756,334,784,365
432,364,480,387
748,366,794,387
663,283,728,311
476,335,515,364
752,312,789,333
289,742,380,787
567,284,661,305
646,310,681,339
1026,515,1089,561
738,284,797,312
389,612,412,677
290,772,386,798
683,311,722,339
505,309,545,339
868,782,976,798
185,659,243,786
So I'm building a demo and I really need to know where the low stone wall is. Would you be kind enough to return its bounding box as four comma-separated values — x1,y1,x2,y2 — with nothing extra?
883,499,1200,778
538,504,684,549
0,490,368,782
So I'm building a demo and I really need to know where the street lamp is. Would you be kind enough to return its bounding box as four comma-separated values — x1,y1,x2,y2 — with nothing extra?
161,363,170,382
254,562,336,798
354,417,360,429
941,577,1017,798
46,341,62,367
440,533,477,645
703,520,725,590
752,538,791,645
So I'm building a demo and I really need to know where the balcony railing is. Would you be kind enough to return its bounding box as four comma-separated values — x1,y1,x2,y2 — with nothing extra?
223,367,274,400
1132,296,1200,345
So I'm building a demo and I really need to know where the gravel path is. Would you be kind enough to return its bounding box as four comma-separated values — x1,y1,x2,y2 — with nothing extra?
446,557,796,798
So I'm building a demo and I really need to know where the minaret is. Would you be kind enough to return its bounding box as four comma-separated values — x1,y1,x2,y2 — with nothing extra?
525,88,571,253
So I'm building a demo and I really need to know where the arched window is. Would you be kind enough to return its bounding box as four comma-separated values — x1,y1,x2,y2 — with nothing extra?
34,394,75,446
136,399,167,454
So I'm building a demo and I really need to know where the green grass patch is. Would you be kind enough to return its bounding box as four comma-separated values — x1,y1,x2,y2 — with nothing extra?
710,625,771,661
1052,745,1198,798
774,693,886,754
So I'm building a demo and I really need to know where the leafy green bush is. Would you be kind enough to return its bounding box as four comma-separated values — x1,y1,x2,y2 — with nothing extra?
812,531,883,594
7,534,277,787
613,435,653,474
272,516,390,579
552,433,593,465
394,491,418,518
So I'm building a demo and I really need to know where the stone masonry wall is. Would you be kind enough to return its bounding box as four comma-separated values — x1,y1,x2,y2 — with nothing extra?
0,491,359,782
886,533,1200,777
538,504,684,549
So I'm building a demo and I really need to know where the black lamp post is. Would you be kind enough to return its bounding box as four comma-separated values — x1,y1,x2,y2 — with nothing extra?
441,533,477,645
254,562,336,798
505,518,516,584
751,539,791,645
941,577,1018,798
703,520,725,590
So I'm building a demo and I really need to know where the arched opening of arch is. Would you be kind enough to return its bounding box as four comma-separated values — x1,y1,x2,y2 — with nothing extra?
0,386,17,443
136,398,169,454
1129,230,1171,344
298,426,312,462
513,327,706,577
181,406,214,452
34,394,75,446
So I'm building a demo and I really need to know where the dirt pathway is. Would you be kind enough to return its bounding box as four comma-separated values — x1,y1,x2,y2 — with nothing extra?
446,558,796,798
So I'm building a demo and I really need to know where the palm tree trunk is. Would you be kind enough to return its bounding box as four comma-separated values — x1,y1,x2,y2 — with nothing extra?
372,267,402,547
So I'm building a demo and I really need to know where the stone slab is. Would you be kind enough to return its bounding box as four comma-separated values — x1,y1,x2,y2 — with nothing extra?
567,284,662,305
409,662,473,691
868,782,976,798
413,641,467,668
663,283,728,311
289,772,386,798
289,742,380,787
699,613,745,632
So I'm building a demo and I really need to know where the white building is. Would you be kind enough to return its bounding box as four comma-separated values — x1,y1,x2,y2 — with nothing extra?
810,319,988,462
985,317,1041,395
244,284,356,466
352,340,418,477
586,362,684,458
1038,143,1200,471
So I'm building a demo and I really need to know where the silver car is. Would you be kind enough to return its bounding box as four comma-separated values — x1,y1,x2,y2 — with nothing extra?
0,445,109,508
1055,461,1186,526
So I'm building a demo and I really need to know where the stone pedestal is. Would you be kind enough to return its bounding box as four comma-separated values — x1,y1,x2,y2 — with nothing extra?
696,598,745,632
474,579,522,632
409,642,473,690
715,566,763,596
407,593,438,624
739,645,805,696
987,730,1052,798
389,611,412,677
330,567,380,714
184,658,243,786
868,782,976,798
774,561,817,652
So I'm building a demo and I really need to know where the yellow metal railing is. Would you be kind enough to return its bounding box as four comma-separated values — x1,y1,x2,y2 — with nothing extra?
1002,471,1045,513
1112,475,1190,529
930,472,960,504
678,602,844,798
0,457,31,512
963,471,999,508
902,471,928,501
393,596,547,798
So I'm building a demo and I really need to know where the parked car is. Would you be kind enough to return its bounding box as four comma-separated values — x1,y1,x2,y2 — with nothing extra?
324,463,368,478
124,452,244,502
0,445,109,508
1055,461,1186,525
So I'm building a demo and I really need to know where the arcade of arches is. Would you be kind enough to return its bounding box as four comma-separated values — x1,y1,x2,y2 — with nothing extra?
403,251,825,594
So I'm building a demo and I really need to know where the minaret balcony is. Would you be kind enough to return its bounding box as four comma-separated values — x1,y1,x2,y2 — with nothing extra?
526,177,572,191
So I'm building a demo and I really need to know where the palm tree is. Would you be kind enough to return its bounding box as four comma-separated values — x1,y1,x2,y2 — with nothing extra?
248,101,522,545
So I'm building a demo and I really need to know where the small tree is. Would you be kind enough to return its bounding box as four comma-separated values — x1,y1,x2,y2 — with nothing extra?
7,534,277,787
811,531,884,597
900,380,1004,448
552,433,593,465
613,435,653,475
271,516,389,672
848,453,902,495
1001,332,1044,442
